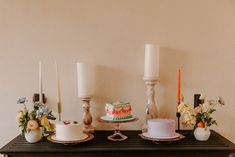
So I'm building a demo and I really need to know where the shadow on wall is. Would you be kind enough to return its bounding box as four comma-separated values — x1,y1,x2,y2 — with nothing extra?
92,65,134,129
158,47,190,118
90,48,191,129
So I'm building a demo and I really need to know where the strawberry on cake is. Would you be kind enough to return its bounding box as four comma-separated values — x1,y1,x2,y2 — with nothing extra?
55,120,83,141
105,102,133,121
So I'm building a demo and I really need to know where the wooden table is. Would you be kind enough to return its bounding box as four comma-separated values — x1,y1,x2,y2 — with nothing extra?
1,130,235,157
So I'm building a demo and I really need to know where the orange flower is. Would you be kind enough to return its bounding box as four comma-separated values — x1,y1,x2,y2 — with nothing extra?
27,120,39,130
197,122,205,128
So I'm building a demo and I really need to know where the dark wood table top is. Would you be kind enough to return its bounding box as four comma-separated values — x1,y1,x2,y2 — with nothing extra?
1,130,235,157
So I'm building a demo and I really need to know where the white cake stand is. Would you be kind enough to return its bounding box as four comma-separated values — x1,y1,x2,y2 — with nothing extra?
99,116,138,141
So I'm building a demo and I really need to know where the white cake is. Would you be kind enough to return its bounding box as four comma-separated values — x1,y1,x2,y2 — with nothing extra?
147,119,176,138
56,120,83,141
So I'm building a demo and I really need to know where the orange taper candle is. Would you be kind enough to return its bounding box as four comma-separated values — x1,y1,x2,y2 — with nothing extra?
177,68,181,106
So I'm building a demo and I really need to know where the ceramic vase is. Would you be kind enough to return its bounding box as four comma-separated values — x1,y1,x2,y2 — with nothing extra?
194,127,211,141
24,128,42,143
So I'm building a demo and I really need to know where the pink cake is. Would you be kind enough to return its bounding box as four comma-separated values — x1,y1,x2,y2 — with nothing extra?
105,102,132,121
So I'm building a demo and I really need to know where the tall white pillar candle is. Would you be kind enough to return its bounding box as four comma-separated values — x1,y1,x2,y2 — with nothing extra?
77,63,96,98
39,61,43,102
144,44,160,79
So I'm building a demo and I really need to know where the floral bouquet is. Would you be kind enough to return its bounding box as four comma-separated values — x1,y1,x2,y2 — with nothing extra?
178,95,224,129
16,97,56,136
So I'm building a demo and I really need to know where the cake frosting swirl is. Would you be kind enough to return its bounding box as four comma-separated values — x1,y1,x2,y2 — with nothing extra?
105,102,133,121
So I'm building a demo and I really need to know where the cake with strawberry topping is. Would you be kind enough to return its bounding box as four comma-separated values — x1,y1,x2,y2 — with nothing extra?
105,102,133,121
55,120,83,141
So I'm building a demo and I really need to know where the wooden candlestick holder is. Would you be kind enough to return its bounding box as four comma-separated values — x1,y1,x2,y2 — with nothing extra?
80,97,94,133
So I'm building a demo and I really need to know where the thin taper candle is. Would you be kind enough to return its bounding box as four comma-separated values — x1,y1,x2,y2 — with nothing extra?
55,61,62,121
39,61,42,102
177,68,181,105
177,68,181,131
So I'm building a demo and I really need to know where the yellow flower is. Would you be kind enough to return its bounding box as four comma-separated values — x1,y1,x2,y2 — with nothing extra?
47,123,55,131
16,111,24,123
27,120,39,130
18,110,23,113
23,108,28,114
41,116,55,131
41,116,49,127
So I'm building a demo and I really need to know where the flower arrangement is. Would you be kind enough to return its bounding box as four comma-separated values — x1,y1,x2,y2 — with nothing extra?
16,97,56,135
178,95,224,129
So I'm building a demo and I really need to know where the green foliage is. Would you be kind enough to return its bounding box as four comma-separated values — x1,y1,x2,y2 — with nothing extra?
16,98,56,135
179,96,224,128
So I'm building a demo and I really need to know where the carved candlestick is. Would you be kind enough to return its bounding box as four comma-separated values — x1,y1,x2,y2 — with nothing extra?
81,97,94,133
142,77,159,132
144,77,159,118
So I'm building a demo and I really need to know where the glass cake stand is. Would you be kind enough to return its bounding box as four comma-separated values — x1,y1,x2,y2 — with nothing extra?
99,116,138,141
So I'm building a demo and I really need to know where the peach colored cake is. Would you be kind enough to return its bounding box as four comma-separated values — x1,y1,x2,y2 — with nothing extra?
105,102,133,121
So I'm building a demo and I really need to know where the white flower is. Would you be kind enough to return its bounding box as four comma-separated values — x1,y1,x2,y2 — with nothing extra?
184,114,191,121
184,114,192,126
194,106,202,113
199,94,206,100
190,116,196,125
178,102,185,113
202,102,210,112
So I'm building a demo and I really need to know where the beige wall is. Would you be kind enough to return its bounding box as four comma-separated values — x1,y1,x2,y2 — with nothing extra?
0,0,235,147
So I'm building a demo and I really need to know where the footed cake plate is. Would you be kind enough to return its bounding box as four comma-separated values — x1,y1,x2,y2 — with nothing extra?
142,132,181,139
139,132,185,143
100,116,136,122
47,133,94,145
99,116,138,141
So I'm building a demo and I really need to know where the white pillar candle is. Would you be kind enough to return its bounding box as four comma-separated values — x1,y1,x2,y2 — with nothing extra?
77,63,96,98
39,61,43,102
144,44,160,79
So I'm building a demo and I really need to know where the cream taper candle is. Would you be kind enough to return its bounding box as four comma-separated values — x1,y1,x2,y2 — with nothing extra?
55,61,62,119
55,61,61,104
76,63,96,98
144,44,160,79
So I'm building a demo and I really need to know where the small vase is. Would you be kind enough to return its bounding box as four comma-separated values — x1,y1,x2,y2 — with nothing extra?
24,128,42,143
194,127,211,141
